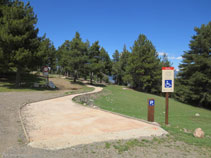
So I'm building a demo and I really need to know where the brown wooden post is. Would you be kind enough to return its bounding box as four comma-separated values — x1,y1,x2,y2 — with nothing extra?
148,99,155,122
165,92,169,125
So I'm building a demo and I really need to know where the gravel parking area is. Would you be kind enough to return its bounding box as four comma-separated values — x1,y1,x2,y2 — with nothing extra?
0,91,67,154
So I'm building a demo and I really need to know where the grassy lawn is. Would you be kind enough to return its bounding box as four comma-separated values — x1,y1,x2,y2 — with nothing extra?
94,85,211,147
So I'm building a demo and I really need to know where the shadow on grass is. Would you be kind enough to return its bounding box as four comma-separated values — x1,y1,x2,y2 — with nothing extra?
70,81,86,86
88,83,106,87
0,73,58,91
0,83,59,91
67,78,107,88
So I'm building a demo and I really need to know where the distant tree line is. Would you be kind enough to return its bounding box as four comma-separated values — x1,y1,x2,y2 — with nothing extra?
0,0,210,108
57,32,112,84
111,34,171,94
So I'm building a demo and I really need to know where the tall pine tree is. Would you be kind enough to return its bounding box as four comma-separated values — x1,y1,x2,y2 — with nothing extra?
127,34,161,93
175,22,211,108
112,50,122,84
68,32,88,82
87,41,102,84
0,0,40,86
120,45,131,85
37,36,56,72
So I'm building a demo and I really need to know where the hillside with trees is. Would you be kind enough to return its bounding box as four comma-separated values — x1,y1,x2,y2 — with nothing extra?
0,0,210,109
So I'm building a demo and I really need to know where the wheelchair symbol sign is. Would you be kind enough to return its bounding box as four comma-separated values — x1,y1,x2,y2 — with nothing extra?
165,80,172,88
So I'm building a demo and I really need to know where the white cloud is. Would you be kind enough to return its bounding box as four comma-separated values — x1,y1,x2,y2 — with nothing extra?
158,52,183,60
168,56,183,60
158,52,167,56
168,56,176,59
176,69,180,71
176,56,183,60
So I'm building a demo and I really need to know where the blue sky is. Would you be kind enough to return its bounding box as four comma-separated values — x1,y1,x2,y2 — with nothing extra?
23,0,211,70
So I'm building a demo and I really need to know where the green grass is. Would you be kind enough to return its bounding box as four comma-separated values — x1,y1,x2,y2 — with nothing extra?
94,85,211,147
105,142,111,149
113,139,150,154
65,86,94,95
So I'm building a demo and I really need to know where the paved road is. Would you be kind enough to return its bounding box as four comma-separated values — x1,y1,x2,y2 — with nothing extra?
22,85,167,150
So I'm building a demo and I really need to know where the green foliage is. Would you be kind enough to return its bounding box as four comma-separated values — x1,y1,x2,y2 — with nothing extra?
87,41,104,84
0,0,40,86
58,32,88,82
112,45,131,85
98,47,112,82
175,22,211,108
57,35,111,84
37,35,56,72
161,53,171,67
126,34,161,94
112,50,122,84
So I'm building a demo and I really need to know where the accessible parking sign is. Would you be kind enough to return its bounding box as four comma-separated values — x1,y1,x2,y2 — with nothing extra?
162,67,174,92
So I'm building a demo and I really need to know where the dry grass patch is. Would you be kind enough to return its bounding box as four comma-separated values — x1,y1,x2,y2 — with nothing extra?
49,78,83,90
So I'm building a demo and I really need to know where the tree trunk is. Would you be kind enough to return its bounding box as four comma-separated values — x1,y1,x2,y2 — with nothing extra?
90,72,93,84
73,70,77,82
16,67,21,87
84,76,87,81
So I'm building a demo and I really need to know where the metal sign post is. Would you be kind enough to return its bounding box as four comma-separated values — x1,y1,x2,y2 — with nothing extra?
165,92,169,125
162,67,174,125
43,66,49,86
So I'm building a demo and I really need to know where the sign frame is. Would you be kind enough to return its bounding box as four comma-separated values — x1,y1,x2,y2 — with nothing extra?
162,67,174,93
162,67,174,125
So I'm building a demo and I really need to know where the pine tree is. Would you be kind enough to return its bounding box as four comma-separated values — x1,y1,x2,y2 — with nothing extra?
57,40,71,76
127,34,161,93
58,32,88,82
37,36,56,72
0,0,12,74
120,45,131,85
175,22,211,108
87,41,102,84
0,0,40,86
112,50,122,84
68,32,88,82
98,47,112,82
161,53,171,67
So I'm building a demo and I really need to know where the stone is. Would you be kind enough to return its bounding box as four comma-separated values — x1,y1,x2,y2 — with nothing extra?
152,122,160,126
195,113,200,117
193,128,204,138
48,81,56,89
123,87,129,90
183,128,189,133
33,83,39,88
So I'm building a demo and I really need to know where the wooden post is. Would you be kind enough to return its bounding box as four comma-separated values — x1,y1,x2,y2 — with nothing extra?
148,99,155,122
165,92,169,125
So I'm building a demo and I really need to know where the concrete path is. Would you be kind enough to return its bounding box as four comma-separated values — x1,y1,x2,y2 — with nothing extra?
22,85,167,150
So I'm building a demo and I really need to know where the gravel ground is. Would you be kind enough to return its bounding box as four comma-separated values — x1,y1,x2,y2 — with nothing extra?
0,90,211,158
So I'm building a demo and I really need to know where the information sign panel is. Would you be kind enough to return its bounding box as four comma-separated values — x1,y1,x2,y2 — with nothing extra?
162,67,174,92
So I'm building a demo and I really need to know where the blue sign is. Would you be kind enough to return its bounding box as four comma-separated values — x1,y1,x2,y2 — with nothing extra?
165,80,172,88
149,99,155,106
